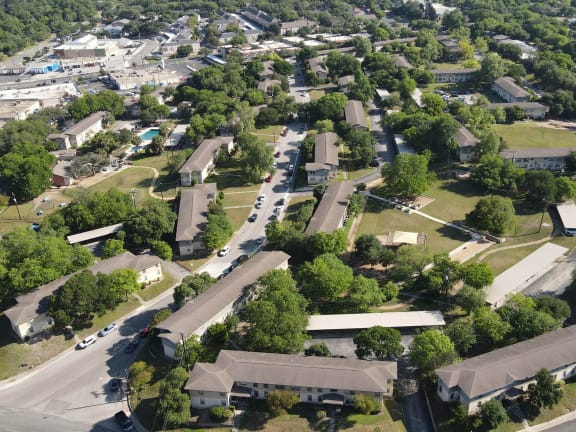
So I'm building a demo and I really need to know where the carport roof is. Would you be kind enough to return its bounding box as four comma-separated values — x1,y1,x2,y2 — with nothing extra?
557,200,576,230
307,311,445,332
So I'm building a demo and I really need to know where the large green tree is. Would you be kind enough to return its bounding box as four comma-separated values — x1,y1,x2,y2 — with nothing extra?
409,329,457,371
465,195,515,235
237,133,274,183
354,326,404,360
527,369,563,414
298,253,354,301
124,200,176,249
381,153,431,197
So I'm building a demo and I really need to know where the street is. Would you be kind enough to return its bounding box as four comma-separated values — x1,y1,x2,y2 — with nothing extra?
523,247,576,298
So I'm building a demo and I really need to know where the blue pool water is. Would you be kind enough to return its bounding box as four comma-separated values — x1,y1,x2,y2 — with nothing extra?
140,128,160,141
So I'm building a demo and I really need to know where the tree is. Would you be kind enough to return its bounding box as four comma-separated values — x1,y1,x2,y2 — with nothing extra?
445,318,477,355
312,92,348,121
409,330,457,371
454,285,487,314
479,53,506,82
258,268,297,292
348,275,387,312
304,343,331,357
527,369,563,414
354,326,404,360
203,213,234,250
101,238,125,259
465,195,515,235
128,361,154,392
480,399,508,429
535,296,571,323
174,272,216,307
355,234,383,266
353,394,380,415
381,153,431,197
150,308,173,330
497,293,559,342
298,254,354,301
175,335,204,371
421,93,447,116
392,245,432,281
207,322,229,344
266,391,300,416
150,240,172,261
157,387,191,428
473,307,511,345
520,170,557,207
147,135,165,155
555,177,576,202
237,133,274,183
124,200,176,249
460,263,494,289
306,230,348,257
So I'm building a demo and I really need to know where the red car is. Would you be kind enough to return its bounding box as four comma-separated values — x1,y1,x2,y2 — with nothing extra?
264,175,272,182
274,151,281,158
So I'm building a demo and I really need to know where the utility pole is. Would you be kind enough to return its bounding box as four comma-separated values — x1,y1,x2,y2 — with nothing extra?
129,189,137,209
11,192,22,221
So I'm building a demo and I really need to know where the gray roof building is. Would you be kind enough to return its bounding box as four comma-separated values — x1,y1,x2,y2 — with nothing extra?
175,183,218,243
344,100,367,129
314,132,339,166
492,76,530,102
305,181,354,235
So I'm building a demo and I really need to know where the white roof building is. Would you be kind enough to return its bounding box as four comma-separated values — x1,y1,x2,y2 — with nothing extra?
307,311,445,332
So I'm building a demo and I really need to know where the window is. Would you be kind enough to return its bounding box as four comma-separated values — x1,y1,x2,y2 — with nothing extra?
220,392,226,397
221,400,227,406
276,385,285,390
254,383,259,388
263,384,269,389
307,395,313,402
291,386,301,391
438,385,443,393
317,388,323,392
198,391,204,395
307,387,313,392
317,396,322,402
330,389,337,393
200,399,205,405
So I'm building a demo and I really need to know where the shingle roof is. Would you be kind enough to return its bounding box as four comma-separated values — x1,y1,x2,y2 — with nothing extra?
156,251,290,342
338,75,355,86
185,350,397,394
436,325,576,399
64,111,106,136
500,147,576,159
305,181,354,235
179,137,232,174
453,126,479,148
487,102,549,111
392,55,413,70
344,100,367,129
314,132,339,166
493,76,530,99
4,252,161,326
431,68,478,74
175,183,217,242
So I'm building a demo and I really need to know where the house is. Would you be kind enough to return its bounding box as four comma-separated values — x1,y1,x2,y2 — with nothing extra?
392,54,414,70
344,100,368,130
279,19,316,35
242,6,278,29
160,39,201,57
556,201,576,236
47,111,106,150
431,68,477,83
500,147,575,171
492,77,530,103
185,350,397,409
308,57,328,81
305,132,339,185
437,35,461,60
156,251,290,358
305,181,355,235
4,252,163,341
258,61,276,80
175,183,218,256
453,126,480,162
103,19,130,37
257,78,281,94
244,29,262,43
436,325,576,414
486,102,549,119
179,136,235,186
52,159,74,187
338,75,355,93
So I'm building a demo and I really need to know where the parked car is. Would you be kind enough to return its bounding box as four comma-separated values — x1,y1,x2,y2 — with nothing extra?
59,202,67,207
274,151,281,158
369,158,379,167
288,164,294,173
257,194,266,202
124,338,140,354
255,201,263,209
248,213,258,222
139,326,150,337
98,323,118,337
36,210,44,216
264,174,272,183
273,206,282,216
276,198,285,206
77,335,96,349
218,245,231,257
114,410,134,432
236,253,249,264
110,378,122,392
272,162,277,169
255,235,266,245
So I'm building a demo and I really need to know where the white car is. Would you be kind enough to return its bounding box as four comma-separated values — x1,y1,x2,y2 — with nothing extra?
98,323,118,337
77,335,96,349
288,164,294,172
272,162,277,169
273,206,282,216
218,245,231,257
257,194,266,202
255,201,263,209
59,202,67,207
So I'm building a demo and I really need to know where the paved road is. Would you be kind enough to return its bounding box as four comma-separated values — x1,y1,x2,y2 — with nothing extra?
523,247,576,298
537,419,576,432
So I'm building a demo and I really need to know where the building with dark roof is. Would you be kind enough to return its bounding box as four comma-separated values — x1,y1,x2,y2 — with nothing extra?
305,132,339,185
175,183,218,256
344,100,368,130
436,325,576,414
308,57,328,81
305,181,354,235
185,350,397,408
156,251,290,358
453,126,480,162
179,136,235,186
492,76,530,103
242,6,278,29
47,111,106,150
5,252,162,341
279,19,316,35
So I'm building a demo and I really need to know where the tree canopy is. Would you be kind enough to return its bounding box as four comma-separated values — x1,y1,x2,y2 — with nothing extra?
354,326,404,360
381,153,432,197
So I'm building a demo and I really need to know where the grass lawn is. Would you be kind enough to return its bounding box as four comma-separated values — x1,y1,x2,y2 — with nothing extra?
177,255,212,273
357,199,469,256
87,167,155,206
479,243,545,276
251,125,284,143
222,190,260,208
346,167,376,181
225,206,253,231
339,401,406,432
138,274,175,302
284,196,316,223
424,180,485,223
308,89,325,101
494,122,576,149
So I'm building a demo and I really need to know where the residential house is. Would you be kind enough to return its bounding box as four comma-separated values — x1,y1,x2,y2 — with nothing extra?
338,75,355,93
258,61,276,80
185,350,397,409
305,181,355,235
47,111,106,150
486,102,549,119
257,79,281,95
160,39,201,57
500,147,575,171
305,132,339,185
344,100,368,130
175,183,217,256
242,6,278,29
453,126,480,162
431,68,477,83
52,159,74,187
5,252,163,341
437,35,461,60
156,251,290,358
392,54,414,70
492,77,530,103
308,57,328,81
244,29,262,43
436,325,576,414
179,136,235,186
103,19,130,37
279,19,316,35
493,35,538,59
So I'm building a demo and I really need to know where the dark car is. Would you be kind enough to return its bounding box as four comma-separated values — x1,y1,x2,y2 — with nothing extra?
139,326,150,337
236,253,249,264
369,158,379,167
274,151,281,158
275,198,285,206
248,213,258,222
110,378,122,392
115,410,134,432
125,338,140,354
264,174,272,183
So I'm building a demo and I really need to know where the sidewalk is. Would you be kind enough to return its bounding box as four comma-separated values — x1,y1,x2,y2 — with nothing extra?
527,409,576,431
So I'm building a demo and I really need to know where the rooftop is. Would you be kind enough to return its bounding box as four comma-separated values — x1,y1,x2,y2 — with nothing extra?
453,126,480,148
500,147,576,159
66,223,124,244
436,325,576,399
493,76,530,99
179,136,233,174
307,311,445,332
64,111,106,136
556,200,576,230
185,350,397,394
314,132,339,166
305,181,354,235
175,184,217,242
344,100,367,129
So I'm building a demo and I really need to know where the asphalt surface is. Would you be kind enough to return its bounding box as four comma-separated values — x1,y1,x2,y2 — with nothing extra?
538,420,576,432
523,246,576,298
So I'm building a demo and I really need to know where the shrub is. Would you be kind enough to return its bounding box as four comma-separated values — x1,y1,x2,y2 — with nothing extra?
209,406,234,422
353,394,380,414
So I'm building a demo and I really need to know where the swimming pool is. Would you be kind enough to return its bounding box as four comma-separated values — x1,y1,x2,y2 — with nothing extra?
140,128,160,141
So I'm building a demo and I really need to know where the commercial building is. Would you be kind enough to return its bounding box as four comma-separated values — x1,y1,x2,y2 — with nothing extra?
344,100,368,130
160,39,201,57
54,34,119,59
305,132,339,185
185,350,397,409
175,183,218,256
0,99,41,122
5,252,162,341
156,251,290,358
109,69,183,91
47,111,106,150
492,77,531,103
305,181,355,235
500,147,574,171
436,325,576,414
179,136,235,186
